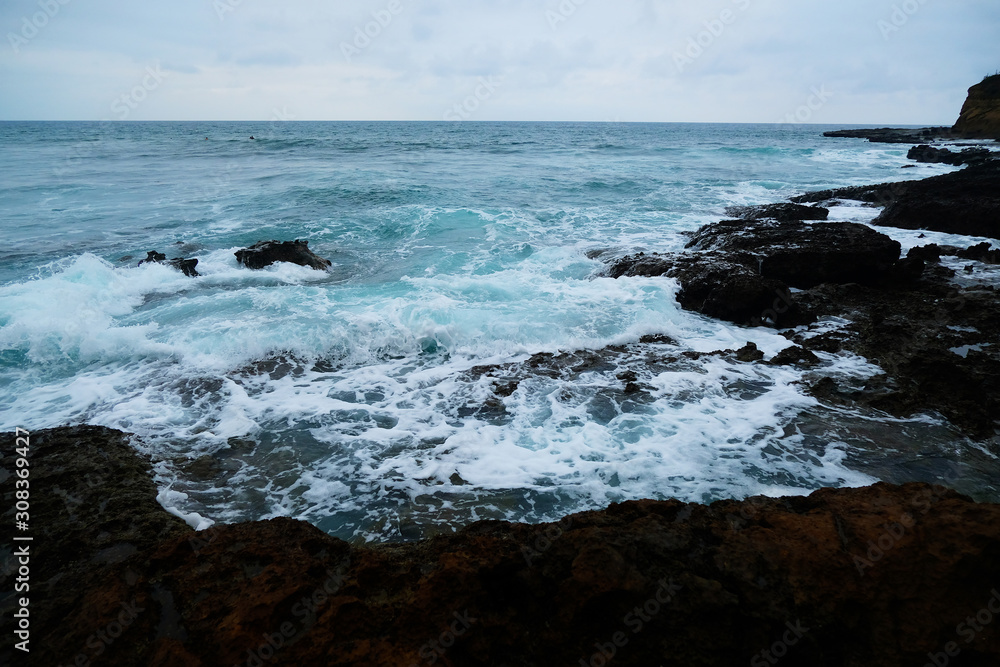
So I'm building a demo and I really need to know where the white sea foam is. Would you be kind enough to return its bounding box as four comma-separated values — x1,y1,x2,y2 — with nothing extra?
3,122,988,542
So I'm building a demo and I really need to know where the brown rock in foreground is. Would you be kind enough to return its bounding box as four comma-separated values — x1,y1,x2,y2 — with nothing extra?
4,427,1000,666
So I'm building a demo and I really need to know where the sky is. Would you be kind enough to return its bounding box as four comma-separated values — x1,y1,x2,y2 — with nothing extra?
1,0,997,123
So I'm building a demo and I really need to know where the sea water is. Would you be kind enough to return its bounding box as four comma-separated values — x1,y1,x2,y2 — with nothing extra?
1,121,994,540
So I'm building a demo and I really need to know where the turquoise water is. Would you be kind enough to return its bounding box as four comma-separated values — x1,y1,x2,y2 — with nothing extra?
0,121,986,540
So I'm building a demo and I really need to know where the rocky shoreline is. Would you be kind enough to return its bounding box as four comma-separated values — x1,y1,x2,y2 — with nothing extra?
602,158,1000,444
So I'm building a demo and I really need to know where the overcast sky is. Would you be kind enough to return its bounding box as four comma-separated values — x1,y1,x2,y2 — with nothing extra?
1,0,997,123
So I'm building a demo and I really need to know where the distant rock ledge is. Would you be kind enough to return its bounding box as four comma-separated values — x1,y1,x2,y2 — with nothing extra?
824,73,1000,142
3,425,1000,665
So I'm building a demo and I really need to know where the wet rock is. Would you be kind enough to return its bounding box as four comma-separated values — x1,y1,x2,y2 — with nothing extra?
608,252,802,327
769,345,821,367
235,239,332,271
638,334,678,345
9,429,1000,667
907,244,942,263
907,144,992,166
138,250,200,277
724,202,829,222
873,161,1000,238
822,127,955,143
886,256,925,284
956,242,1000,264
791,276,1000,439
794,161,1000,239
735,342,764,362
686,220,902,288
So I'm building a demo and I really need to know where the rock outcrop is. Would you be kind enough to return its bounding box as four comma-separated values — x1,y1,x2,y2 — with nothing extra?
235,240,332,271
822,127,954,143
685,220,902,288
606,252,800,327
723,202,829,222
606,220,903,327
907,144,993,166
792,160,1000,239
954,73,1000,139
138,250,200,277
4,426,1000,667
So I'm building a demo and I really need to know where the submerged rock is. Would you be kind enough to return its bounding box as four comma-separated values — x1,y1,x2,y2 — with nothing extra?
7,426,1000,666
138,250,200,277
235,239,332,271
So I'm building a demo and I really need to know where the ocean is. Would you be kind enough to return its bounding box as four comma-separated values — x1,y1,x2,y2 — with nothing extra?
0,121,990,542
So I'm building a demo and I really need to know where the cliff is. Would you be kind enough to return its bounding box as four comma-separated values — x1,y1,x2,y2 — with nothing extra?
954,73,1000,139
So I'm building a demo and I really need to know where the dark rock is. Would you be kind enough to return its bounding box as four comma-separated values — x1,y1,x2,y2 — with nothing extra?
607,252,802,327
7,429,1000,667
822,127,955,143
638,334,678,345
138,250,200,277
769,345,821,367
168,258,200,277
790,275,1000,439
887,256,925,284
793,161,1000,239
907,144,992,166
235,239,332,271
907,244,942,263
724,202,829,222
735,342,764,362
685,220,902,288
142,250,167,263
956,242,1000,264
873,161,1000,238
953,73,1000,139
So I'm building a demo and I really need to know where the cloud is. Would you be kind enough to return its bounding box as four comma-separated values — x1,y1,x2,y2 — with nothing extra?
0,0,997,121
